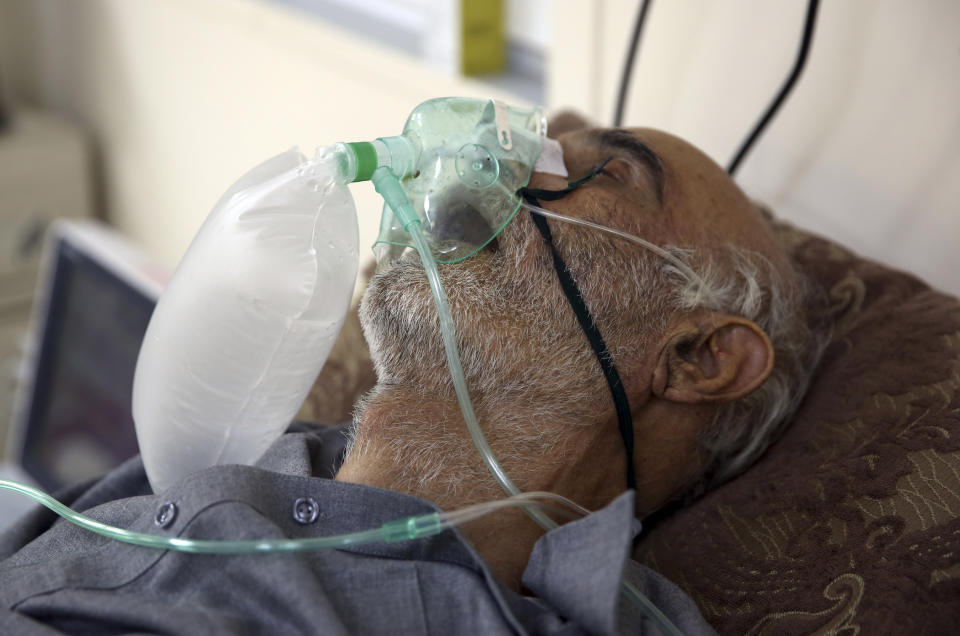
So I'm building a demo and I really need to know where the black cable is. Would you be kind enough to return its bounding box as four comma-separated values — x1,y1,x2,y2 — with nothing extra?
726,0,821,176
0,71,10,132
613,0,653,127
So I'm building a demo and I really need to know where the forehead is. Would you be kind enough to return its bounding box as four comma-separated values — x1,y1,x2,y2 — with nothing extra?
558,127,717,190
548,128,680,238
551,127,783,261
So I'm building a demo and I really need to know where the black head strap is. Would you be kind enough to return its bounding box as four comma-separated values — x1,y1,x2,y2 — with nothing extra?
518,173,637,492
520,157,613,202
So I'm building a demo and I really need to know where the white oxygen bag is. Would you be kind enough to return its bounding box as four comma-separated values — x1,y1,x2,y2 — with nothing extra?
133,147,359,493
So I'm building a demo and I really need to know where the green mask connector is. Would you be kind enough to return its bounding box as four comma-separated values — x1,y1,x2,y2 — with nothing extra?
343,141,378,182
335,135,418,185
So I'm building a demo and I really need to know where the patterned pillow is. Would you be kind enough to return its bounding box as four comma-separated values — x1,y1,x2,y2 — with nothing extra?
634,218,960,634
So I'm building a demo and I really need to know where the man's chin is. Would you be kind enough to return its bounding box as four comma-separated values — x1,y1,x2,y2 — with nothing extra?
359,260,448,386
359,240,527,393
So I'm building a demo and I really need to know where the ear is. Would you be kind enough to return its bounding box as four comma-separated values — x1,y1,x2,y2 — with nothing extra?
652,314,774,404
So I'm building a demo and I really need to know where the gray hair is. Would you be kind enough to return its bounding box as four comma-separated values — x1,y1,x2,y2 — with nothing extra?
664,246,827,494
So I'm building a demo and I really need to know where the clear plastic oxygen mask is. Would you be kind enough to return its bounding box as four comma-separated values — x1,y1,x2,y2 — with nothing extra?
343,97,558,263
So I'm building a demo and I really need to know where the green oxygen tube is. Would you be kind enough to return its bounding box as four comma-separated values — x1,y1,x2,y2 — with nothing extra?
335,135,545,508
0,477,588,554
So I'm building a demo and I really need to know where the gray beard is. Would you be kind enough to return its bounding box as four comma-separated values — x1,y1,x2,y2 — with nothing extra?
357,247,593,397
348,221,671,500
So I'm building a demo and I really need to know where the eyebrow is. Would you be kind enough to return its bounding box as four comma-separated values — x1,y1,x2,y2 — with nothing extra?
594,129,665,203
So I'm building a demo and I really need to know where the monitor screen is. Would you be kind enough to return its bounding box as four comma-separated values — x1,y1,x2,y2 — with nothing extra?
19,235,156,492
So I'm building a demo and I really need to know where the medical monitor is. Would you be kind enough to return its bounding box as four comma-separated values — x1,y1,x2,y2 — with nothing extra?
8,221,164,492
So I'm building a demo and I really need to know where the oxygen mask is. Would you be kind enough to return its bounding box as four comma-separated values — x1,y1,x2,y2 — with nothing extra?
334,97,564,264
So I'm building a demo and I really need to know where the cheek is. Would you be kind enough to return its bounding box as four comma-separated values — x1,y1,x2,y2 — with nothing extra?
541,187,622,233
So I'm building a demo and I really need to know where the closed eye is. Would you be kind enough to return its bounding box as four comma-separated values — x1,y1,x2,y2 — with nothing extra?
593,130,665,203
595,159,629,183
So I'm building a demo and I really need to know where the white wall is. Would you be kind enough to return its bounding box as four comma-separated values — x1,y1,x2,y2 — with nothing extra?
2,0,958,295
0,0,530,274
553,0,960,295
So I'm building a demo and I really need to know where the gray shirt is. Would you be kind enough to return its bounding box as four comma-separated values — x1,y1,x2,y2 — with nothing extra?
0,426,714,635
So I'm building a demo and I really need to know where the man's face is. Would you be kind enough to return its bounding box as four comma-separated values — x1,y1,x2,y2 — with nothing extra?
359,127,782,416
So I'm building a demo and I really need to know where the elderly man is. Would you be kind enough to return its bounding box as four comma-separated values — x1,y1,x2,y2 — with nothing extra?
341,119,821,572
0,124,822,635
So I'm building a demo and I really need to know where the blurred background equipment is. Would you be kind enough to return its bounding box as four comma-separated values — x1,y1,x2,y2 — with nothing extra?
1,221,164,530
423,0,506,76
274,0,529,92
0,107,94,466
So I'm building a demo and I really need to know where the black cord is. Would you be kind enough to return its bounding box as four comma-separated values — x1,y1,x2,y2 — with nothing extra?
613,0,654,127
0,70,10,132
726,0,821,176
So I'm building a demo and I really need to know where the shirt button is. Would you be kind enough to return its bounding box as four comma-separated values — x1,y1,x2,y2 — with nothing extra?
292,497,320,525
155,502,178,528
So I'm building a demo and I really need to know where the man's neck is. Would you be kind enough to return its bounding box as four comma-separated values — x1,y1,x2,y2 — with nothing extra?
335,385,625,590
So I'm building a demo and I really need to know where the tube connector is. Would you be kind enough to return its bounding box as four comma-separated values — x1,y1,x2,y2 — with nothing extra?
336,135,418,184
381,513,443,542
373,135,417,179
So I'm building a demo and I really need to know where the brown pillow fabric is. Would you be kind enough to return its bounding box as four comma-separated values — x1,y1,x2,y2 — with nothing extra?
635,219,960,634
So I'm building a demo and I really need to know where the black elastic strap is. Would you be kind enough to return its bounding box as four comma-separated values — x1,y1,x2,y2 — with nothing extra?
522,158,613,202
520,189,637,492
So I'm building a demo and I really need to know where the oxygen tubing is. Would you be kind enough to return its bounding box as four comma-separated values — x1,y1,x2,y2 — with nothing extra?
520,200,712,305
369,165,558,531
0,473,679,634
0,479,586,554
407,226,560,531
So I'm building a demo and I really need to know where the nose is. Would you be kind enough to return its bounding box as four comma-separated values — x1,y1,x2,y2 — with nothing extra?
430,195,495,249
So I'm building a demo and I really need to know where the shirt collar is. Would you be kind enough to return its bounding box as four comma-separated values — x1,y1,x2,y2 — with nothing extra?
522,491,642,635
259,432,646,633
